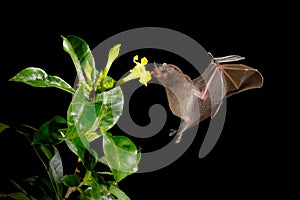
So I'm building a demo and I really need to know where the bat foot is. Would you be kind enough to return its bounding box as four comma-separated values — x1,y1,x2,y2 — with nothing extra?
175,134,182,143
169,129,177,136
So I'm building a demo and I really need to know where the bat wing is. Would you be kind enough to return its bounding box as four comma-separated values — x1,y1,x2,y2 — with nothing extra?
219,64,263,98
193,61,263,117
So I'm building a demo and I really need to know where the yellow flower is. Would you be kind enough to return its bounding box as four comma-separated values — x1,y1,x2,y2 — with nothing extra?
130,55,151,86
116,55,152,86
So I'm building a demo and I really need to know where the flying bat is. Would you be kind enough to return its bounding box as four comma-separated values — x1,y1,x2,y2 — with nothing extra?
151,53,264,143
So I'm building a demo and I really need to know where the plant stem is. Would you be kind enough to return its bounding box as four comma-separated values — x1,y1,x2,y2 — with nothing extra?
62,187,76,200
62,157,81,199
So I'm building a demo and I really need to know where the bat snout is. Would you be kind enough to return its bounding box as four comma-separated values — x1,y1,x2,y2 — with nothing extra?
151,63,161,77
151,69,163,78
151,70,157,76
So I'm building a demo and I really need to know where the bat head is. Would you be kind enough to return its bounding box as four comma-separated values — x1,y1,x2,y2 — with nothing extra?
151,63,183,87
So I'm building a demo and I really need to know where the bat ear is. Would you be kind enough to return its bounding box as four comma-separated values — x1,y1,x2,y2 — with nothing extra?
153,62,158,69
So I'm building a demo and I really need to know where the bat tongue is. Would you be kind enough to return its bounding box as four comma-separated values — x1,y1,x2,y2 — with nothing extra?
151,62,158,76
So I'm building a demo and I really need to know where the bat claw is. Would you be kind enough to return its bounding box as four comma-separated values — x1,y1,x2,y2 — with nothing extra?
169,129,183,143
169,129,177,136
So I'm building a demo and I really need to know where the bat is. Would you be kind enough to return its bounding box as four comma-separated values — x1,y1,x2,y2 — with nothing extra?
151,53,264,143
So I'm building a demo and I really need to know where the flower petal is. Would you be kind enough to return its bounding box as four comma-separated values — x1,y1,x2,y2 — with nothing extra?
130,66,140,77
139,71,152,86
141,57,148,65
145,71,151,81
133,55,139,64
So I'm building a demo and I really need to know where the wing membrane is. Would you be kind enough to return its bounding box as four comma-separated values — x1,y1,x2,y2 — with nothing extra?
194,57,263,118
220,64,264,97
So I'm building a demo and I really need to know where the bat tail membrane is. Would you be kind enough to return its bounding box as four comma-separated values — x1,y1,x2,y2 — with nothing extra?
211,101,224,118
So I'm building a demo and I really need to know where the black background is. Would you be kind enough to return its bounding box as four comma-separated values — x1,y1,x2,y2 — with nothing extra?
0,4,295,199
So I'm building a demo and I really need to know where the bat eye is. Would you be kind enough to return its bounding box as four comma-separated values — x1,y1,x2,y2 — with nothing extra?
160,69,167,73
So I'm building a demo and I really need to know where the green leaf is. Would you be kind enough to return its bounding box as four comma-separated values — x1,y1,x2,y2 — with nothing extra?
62,35,97,89
65,137,98,170
85,131,100,142
84,149,98,171
14,124,38,141
97,86,124,131
109,184,130,200
4,178,34,199
96,44,121,90
97,76,116,93
39,145,53,160
80,171,110,199
80,170,93,187
103,44,121,79
111,150,141,183
39,176,56,199
0,123,10,134
49,146,63,199
98,156,108,166
84,184,109,200
66,85,123,142
32,116,66,145
107,44,121,67
9,67,74,94
103,132,140,182
0,123,35,142
66,85,100,139
62,174,80,187
22,177,54,200
0,192,37,200
78,188,89,200
65,138,82,157
29,144,58,199
22,175,38,187
65,136,89,159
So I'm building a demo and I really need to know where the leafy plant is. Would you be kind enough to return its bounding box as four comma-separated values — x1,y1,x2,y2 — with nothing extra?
0,35,151,199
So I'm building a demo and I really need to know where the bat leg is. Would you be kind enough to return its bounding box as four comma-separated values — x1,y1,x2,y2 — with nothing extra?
175,133,183,143
168,127,185,143
174,119,192,143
